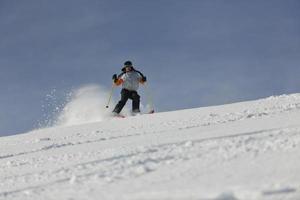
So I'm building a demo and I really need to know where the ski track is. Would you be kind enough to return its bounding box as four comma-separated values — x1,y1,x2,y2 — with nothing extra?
1,126,300,199
0,94,300,199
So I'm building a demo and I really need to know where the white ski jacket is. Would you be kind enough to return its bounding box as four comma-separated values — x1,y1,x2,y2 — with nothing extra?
119,71,142,91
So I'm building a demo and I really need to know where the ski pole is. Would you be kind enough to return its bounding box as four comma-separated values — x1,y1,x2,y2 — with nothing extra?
106,83,115,108
143,82,155,113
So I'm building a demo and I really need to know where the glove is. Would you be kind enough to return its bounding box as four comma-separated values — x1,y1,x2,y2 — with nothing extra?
112,74,118,83
142,76,147,82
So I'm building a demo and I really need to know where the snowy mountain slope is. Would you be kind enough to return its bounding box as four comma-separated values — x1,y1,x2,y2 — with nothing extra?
0,94,300,200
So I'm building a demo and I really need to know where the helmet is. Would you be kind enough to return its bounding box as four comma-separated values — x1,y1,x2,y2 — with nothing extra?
124,61,133,66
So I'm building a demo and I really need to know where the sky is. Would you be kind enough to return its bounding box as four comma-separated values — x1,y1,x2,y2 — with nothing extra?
0,0,299,136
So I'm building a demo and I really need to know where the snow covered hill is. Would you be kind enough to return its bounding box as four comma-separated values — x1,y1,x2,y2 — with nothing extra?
1,94,300,200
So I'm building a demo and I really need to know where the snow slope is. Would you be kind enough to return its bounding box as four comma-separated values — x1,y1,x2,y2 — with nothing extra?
1,94,300,200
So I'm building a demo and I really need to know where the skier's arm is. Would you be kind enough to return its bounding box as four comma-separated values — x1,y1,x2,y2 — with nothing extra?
134,70,146,84
139,76,147,84
112,74,124,86
114,78,123,86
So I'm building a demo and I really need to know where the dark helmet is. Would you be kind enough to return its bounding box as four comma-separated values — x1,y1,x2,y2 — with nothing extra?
122,60,134,72
124,61,133,66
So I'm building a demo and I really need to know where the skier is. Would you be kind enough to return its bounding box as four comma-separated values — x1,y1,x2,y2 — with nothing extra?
112,61,147,116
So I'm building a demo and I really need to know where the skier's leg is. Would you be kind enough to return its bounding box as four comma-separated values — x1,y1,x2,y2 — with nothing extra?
131,91,140,113
113,89,129,114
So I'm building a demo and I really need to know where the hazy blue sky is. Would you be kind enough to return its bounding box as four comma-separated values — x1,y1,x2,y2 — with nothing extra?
0,0,299,136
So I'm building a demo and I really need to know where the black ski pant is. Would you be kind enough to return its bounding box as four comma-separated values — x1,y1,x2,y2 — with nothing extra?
113,89,140,114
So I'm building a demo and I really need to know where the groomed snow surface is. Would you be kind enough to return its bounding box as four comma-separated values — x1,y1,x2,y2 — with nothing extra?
1,94,300,200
